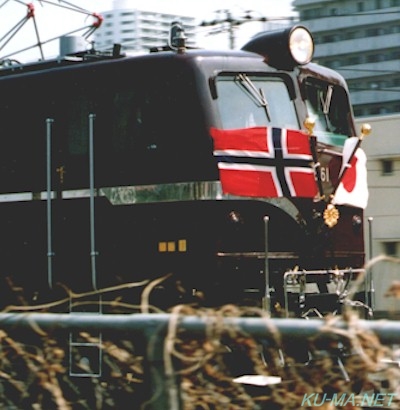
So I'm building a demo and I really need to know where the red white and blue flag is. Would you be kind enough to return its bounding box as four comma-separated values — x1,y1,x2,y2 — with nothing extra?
210,126,318,198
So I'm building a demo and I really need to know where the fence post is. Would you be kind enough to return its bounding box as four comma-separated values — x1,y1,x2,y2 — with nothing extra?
143,322,181,410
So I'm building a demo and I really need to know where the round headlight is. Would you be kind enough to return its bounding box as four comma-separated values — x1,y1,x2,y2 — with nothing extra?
241,25,315,70
289,26,314,65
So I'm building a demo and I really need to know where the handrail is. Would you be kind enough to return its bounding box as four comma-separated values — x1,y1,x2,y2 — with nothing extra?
0,313,399,343
46,118,55,289
89,113,98,290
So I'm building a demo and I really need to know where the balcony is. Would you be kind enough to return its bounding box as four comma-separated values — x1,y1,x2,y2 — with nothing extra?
314,33,400,57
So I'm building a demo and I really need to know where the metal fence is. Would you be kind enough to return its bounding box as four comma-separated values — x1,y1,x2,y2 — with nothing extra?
1,313,400,409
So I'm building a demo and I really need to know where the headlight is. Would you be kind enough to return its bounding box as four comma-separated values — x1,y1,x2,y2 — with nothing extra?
241,25,314,70
289,26,314,65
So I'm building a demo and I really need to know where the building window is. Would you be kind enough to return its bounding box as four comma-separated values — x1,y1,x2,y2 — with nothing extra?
366,28,380,37
357,2,364,12
330,60,341,69
303,8,322,20
353,108,362,116
345,31,356,40
348,56,361,65
322,34,340,43
382,159,394,175
383,242,398,256
367,54,383,63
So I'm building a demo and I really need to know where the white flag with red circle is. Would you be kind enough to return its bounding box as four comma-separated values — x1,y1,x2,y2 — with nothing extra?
332,137,369,209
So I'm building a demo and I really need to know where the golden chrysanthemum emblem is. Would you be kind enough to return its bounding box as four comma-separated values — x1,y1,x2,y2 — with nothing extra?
324,204,340,228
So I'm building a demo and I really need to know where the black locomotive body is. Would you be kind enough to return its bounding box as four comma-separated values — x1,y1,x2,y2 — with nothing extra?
0,26,365,315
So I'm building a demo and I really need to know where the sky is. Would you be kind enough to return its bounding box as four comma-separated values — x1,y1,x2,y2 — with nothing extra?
0,0,296,62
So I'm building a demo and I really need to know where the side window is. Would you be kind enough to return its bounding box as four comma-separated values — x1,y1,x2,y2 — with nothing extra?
0,83,47,193
95,84,173,186
95,69,211,187
304,78,353,137
51,87,95,190
110,92,139,154
65,95,92,156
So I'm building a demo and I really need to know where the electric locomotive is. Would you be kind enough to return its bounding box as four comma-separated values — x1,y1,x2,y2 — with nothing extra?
0,24,367,315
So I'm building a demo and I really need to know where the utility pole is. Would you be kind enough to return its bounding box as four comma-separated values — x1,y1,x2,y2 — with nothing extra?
226,10,235,51
200,9,267,50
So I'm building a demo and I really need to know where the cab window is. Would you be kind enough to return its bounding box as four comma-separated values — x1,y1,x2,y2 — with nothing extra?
215,74,299,130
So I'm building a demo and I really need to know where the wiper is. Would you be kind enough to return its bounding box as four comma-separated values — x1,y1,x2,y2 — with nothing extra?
320,84,333,115
236,74,271,122
319,84,334,132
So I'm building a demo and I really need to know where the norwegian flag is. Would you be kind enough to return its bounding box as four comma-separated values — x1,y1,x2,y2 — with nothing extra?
210,126,318,198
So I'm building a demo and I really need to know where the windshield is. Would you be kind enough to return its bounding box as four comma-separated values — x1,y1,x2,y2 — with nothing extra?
215,74,299,130
304,78,353,139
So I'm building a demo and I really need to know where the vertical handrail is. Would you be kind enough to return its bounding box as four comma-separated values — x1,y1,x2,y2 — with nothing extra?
46,118,54,289
263,216,271,314
69,119,104,377
284,271,290,318
68,114,103,378
89,113,98,290
367,217,375,315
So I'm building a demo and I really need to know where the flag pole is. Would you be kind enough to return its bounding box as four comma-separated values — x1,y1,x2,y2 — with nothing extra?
303,117,324,201
331,123,371,197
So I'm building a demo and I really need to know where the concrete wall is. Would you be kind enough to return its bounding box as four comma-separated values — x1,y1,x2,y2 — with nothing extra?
355,114,400,316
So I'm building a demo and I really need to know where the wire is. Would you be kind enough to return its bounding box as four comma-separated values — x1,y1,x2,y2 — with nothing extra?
0,0,103,61
0,0,12,9
36,0,92,15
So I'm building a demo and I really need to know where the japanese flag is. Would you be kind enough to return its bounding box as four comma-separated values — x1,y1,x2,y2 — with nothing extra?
332,137,368,209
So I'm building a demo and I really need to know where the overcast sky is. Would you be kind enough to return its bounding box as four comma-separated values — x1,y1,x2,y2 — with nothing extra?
0,0,296,62
81,0,295,19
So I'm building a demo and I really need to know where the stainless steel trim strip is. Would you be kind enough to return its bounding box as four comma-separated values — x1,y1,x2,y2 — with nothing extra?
100,181,223,205
0,192,33,202
0,181,303,223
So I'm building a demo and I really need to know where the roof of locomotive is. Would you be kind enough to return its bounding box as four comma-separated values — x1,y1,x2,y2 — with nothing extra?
0,44,348,92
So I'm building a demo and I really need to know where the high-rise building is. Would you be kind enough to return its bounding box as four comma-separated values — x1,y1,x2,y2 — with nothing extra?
293,0,400,117
94,0,197,54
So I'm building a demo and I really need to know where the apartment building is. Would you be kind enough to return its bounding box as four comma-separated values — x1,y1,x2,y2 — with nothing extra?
94,0,197,53
293,0,400,117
